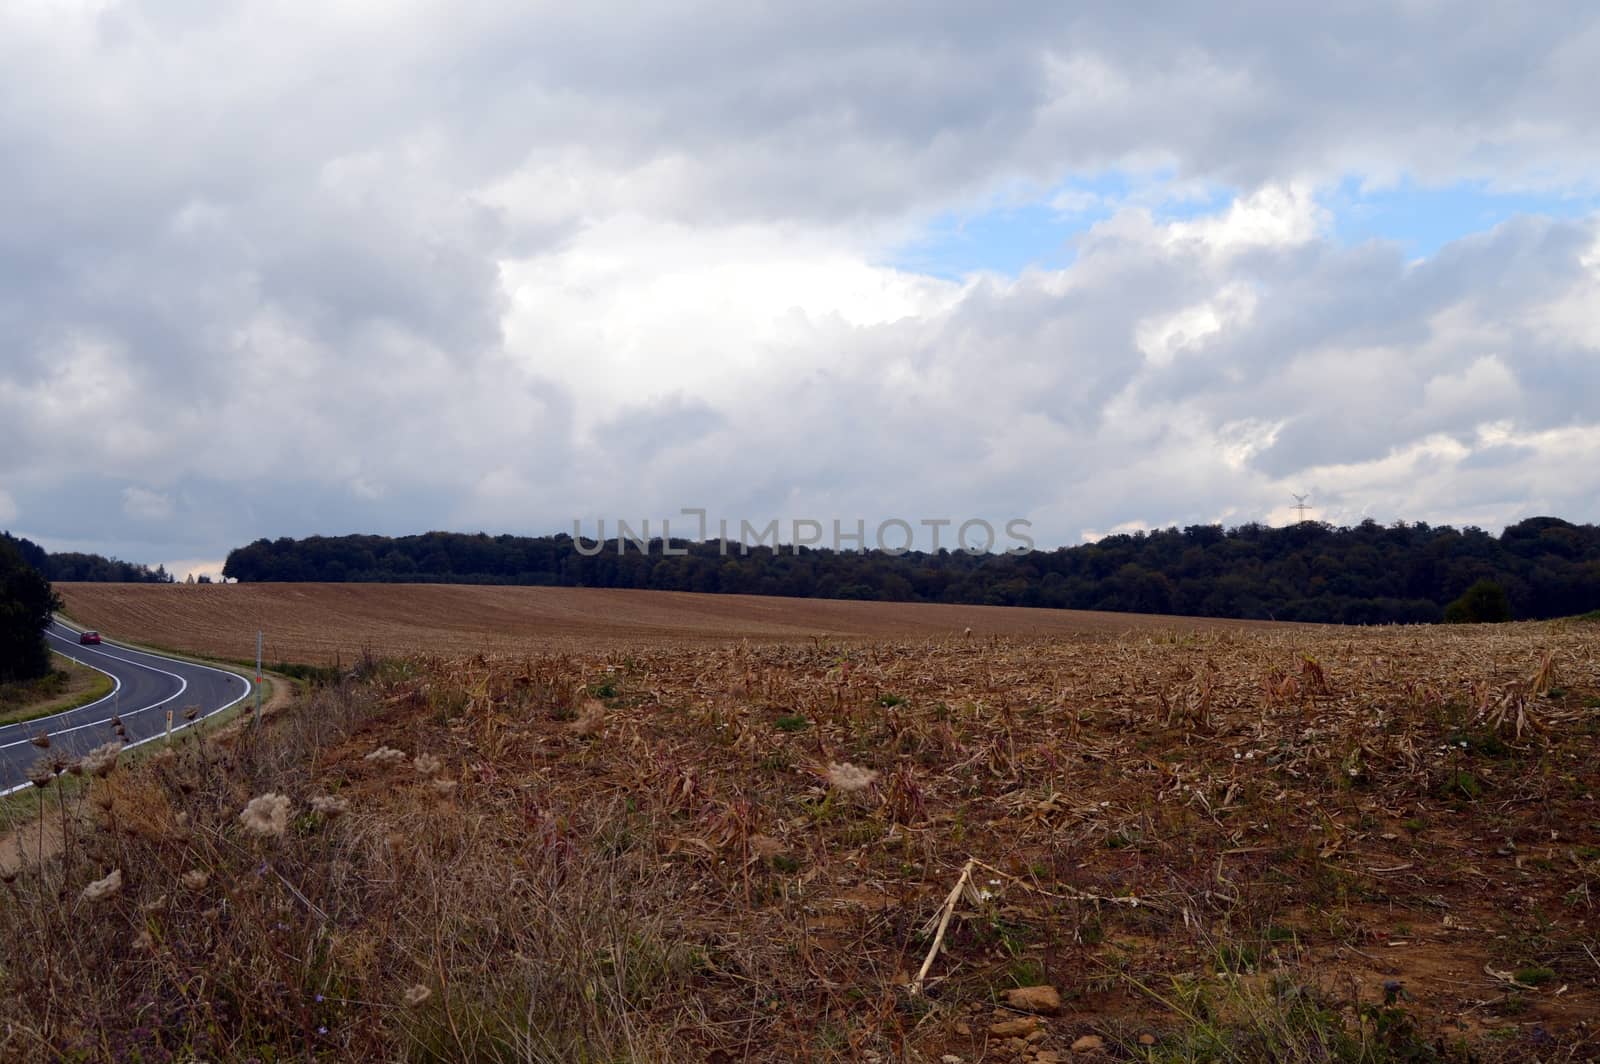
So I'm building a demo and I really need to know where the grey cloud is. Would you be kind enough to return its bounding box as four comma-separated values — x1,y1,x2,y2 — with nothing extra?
4,2,1600,561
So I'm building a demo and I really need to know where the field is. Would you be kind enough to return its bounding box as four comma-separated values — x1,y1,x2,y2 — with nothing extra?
54,582,1286,663
4,597,1599,1060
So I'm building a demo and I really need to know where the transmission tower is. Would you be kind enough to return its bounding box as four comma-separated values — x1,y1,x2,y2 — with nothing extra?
1291,493,1311,524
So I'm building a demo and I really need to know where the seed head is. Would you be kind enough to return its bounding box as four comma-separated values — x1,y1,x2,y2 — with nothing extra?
364,745,407,766
310,795,350,818
239,793,292,838
826,761,879,793
82,868,123,903
26,759,56,789
180,870,209,891
81,741,124,778
403,984,433,1007
413,753,442,776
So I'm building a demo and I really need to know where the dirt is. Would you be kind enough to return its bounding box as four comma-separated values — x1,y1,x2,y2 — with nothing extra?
55,582,1295,664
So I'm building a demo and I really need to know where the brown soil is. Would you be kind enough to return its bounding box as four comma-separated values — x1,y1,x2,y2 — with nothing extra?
56,582,1294,664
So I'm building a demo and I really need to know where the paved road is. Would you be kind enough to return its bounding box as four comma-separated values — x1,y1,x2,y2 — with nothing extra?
0,620,251,795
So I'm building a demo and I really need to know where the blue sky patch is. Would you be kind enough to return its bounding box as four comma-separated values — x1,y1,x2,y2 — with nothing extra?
1326,176,1598,259
890,171,1598,280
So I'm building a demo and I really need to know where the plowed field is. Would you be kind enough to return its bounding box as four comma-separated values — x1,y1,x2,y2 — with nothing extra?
55,582,1289,663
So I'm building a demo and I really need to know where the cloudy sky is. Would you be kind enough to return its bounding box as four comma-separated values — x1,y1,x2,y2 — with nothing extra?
3,1,1599,578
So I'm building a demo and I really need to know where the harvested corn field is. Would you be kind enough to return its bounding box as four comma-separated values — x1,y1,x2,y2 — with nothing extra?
54,581,1289,663
3,617,1597,1059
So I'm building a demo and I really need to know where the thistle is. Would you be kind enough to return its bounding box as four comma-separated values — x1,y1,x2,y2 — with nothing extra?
239,793,292,838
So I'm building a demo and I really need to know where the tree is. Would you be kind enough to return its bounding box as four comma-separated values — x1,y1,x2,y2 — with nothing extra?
1,538,60,683
1444,579,1512,624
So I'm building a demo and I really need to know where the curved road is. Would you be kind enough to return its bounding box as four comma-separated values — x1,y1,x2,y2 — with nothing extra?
1,620,251,795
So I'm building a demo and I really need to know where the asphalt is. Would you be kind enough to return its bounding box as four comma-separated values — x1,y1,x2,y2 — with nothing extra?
0,620,252,794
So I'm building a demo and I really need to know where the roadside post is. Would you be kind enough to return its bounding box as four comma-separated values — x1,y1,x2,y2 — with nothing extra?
165,708,172,741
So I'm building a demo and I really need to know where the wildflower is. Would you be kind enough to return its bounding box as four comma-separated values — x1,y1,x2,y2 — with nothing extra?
82,868,123,903
239,793,292,838
413,753,442,776
180,870,208,891
310,795,350,818
364,745,407,765
403,984,432,1007
81,741,124,778
826,761,879,792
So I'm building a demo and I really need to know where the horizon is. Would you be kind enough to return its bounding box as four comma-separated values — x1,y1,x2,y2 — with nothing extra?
4,5,1599,583
12,509,1589,585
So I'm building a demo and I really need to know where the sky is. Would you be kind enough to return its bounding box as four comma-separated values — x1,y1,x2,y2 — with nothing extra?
3,1,1599,580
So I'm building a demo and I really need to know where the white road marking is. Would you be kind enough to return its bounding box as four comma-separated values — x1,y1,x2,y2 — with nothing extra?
0,620,254,796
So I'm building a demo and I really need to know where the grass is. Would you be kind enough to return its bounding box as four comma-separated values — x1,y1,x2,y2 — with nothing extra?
0,654,115,726
0,623,1596,1059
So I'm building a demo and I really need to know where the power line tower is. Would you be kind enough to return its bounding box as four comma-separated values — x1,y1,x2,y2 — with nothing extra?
1291,493,1311,524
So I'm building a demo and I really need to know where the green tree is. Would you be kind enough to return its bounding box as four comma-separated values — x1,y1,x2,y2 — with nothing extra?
1443,579,1512,624
1,538,61,683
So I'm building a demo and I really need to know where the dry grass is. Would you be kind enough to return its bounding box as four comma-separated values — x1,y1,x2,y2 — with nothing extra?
55,582,1292,663
1,619,1597,1061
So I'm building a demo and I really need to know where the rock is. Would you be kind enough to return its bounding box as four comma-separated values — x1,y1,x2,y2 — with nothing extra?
1025,1028,1047,1042
1036,1053,1064,1064
1003,985,1063,1014
955,1022,972,1036
941,1056,964,1063
1070,1034,1105,1053
990,1016,1041,1038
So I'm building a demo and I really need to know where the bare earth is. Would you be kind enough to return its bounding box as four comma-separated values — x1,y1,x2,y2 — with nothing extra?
55,582,1291,663
11,584,1598,1059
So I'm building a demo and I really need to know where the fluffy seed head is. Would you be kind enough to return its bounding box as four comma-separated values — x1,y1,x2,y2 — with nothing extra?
239,793,292,838
81,741,124,778
403,984,433,1007
413,753,442,776
826,761,879,792
181,870,209,891
310,795,350,818
82,868,123,903
364,745,407,766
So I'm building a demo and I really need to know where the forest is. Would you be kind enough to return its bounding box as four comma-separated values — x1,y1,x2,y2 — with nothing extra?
219,517,1600,624
0,532,174,583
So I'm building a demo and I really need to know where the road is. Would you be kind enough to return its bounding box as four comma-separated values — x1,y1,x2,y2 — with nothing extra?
0,620,251,795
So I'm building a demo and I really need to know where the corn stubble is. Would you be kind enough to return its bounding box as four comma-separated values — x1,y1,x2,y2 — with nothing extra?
0,620,1597,1060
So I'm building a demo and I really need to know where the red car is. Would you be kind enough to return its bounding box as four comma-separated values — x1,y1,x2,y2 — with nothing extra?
78,631,102,645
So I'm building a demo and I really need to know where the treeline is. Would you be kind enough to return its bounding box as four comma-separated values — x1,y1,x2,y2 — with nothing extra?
1,532,174,583
221,517,1600,624
0,537,59,683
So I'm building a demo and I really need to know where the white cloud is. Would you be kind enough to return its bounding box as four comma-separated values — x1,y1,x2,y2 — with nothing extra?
2,3,1599,562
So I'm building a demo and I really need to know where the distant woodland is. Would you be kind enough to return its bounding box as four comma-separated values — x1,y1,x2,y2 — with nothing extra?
1,532,174,583
219,517,1600,624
